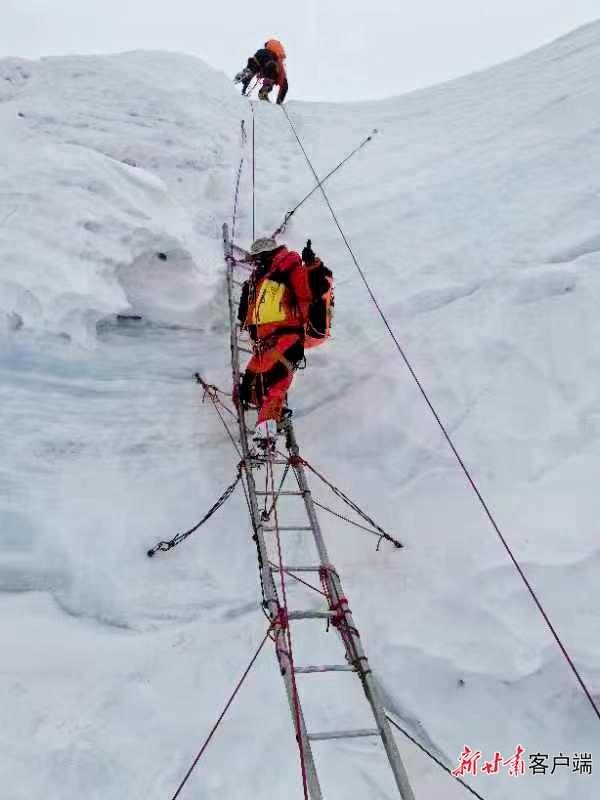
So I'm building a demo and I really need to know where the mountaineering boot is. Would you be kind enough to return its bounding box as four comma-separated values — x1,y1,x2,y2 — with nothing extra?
253,419,278,450
258,84,273,102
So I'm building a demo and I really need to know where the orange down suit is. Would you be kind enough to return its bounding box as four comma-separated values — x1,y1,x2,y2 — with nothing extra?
238,248,312,424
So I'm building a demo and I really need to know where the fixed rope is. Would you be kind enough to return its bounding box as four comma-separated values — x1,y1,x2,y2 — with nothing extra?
230,119,247,248
292,455,403,549
313,498,398,550
169,626,272,800
281,104,600,723
268,561,326,597
272,129,378,238
194,372,243,459
194,373,237,419
147,465,243,556
386,715,488,800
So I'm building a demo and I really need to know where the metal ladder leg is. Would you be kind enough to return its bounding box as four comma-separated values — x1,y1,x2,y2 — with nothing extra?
224,222,415,800
224,224,323,800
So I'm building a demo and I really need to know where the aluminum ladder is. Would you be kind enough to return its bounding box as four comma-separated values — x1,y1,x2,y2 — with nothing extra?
223,223,415,800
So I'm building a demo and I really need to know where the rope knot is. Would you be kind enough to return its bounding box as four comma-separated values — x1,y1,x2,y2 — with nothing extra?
274,606,289,630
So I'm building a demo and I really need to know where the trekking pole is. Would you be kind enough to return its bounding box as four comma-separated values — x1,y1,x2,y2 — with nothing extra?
272,129,378,237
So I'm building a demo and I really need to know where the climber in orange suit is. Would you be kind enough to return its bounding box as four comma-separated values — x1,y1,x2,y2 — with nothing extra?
237,237,311,447
233,39,289,104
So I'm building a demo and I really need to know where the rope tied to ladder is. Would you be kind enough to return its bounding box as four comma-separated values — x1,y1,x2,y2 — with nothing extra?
319,567,368,673
169,625,273,800
147,464,244,556
194,373,237,419
290,455,403,550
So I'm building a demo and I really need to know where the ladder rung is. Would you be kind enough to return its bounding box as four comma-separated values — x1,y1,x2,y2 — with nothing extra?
248,458,289,465
295,665,356,674
308,729,380,742
287,610,336,620
255,491,304,496
273,565,322,573
263,526,313,532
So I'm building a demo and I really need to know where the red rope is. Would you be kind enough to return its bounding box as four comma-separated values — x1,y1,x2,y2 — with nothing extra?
319,568,364,671
196,377,242,459
282,105,600,724
266,454,310,800
170,627,272,800
197,376,237,420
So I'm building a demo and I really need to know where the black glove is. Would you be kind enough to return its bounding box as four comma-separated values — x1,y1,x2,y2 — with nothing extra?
234,67,253,84
302,239,316,265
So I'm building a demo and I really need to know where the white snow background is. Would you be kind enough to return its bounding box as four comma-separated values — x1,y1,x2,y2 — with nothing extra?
1,21,600,800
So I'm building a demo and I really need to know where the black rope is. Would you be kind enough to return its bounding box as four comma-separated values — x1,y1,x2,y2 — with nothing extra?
272,129,378,237
231,120,247,247
147,465,243,556
298,458,403,549
262,462,291,521
194,373,237,419
248,509,267,610
386,715,488,800
312,498,396,550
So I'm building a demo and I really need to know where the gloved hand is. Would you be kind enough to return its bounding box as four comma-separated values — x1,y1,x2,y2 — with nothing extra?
302,239,316,265
233,68,252,84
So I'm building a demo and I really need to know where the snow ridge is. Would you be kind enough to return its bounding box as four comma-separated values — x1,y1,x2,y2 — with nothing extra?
2,22,600,800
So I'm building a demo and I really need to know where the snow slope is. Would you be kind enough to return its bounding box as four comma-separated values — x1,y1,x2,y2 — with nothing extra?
1,22,600,800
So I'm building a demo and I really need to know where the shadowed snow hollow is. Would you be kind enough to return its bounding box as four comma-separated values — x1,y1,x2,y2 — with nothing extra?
0,52,239,340
1,23,600,800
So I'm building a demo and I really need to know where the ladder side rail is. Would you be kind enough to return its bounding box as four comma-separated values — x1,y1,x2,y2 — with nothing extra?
285,421,416,800
223,223,323,800
224,224,279,619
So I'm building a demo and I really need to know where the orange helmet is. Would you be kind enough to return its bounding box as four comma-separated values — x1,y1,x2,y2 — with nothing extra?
265,39,286,60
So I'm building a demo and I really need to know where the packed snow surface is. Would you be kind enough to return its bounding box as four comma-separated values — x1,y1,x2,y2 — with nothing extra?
1,23,600,800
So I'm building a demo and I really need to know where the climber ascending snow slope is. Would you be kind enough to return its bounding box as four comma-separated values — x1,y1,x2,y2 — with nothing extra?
234,38,288,103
